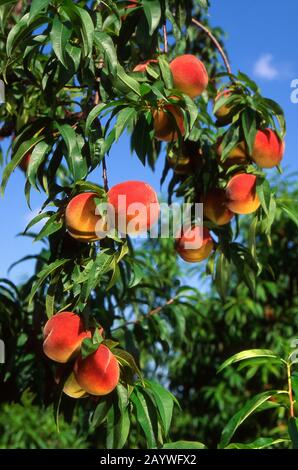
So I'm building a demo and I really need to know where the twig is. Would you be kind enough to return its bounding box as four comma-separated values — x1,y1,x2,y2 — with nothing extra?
287,362,295,418
93,88,109,192
163,24,168,54
191,18,232,75
111,297,176,332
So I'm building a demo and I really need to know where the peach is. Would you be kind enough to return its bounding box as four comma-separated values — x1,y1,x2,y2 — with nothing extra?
107,180,160,235
175,226,214,263
133,59,158,72
170,54,208,99
55,368,88,398
203,189,234,225
251,129,285,168
65,192,107,243
217,139,249,167
74,344,120,396
43,311,91,363
226,173,260,214
153,101,185,142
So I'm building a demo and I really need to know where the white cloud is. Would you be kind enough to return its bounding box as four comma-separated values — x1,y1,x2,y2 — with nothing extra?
253,54,279,80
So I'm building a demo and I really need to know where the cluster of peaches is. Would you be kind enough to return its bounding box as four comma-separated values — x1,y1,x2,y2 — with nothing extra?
43,311,120,398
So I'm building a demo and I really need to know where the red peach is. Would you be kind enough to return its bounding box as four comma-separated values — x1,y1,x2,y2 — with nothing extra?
74,344,120,396
175,226,214,263
153,101,185,142
252,129,285,168
226,173,260,214
108,181,160,235
170,54,208,99
43,311,91,363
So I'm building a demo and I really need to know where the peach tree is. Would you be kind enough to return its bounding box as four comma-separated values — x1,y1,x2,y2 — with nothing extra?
0,0,296,449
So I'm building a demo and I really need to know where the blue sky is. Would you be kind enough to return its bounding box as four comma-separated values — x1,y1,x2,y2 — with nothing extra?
0,0,298,284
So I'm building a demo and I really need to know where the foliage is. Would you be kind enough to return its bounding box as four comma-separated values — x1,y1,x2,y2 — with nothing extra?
0,0,296,450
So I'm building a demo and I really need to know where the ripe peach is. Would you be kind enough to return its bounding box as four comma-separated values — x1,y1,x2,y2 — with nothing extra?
153,101,185,142
226,173,260,214
251,129,285,168
175,226,214,263
65,192,107,243
107,181,160,235
74,344,120,396
203,189,234,225
217,139,249,167
133,59,158,72
170,54,208,99
43,312,91,363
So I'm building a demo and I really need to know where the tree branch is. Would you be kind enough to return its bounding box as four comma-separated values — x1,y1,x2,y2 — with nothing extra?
191,18,232,75
163,24,168,54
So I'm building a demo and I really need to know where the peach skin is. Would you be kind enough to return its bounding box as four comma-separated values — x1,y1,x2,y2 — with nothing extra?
251,129,285,169
170,54,208,99
226,173,260,214
175,226,214,263
203,188,234,225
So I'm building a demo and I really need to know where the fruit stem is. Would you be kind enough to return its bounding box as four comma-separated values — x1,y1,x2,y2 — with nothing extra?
163,24,168,54
287,362,295,418
191,18,232,75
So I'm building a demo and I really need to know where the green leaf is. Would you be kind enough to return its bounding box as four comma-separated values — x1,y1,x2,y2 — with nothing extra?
279,201,298,228
6,13,48,56
115,107,137,141
219,390,287,448
28,140,51,189
117,65,141,96
226,437,290,449
81,338,99,359
1,135,44,195
143,0,161,35
57,124,87,181
85,103,108,136
218,349,283,373
35,215,63,241
90,396,112,429
113,348,143,380
163,441,207,449
257,179,271,216
130,388,157,449
50,16,72,68
158,54,173,89
29,0,50,21
288,418,298,449
63,2,94,58
94,31,117,74
29,258,70,304
144,380,175,437
241,109,257,155
23,211,54,234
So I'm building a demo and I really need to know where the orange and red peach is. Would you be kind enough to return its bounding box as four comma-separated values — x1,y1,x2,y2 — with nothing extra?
170,54,208,99
74,344,120,396
153,101,185,142
251,129,285,168
43,311,91,363
108,180,160,234
65,192,106,243
175,226,214,263
225,173,260,214
203,189,234,225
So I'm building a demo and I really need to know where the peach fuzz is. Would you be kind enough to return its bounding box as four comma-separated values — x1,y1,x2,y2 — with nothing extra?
65,192,106,243
175,226,214,263
74,344,120,396
133,59,158,73
252,129,285,169
153,102,185,142
203,189,234,226
226,174,260,215
43,312,91,363
170,54,208,99
108,180,160,235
